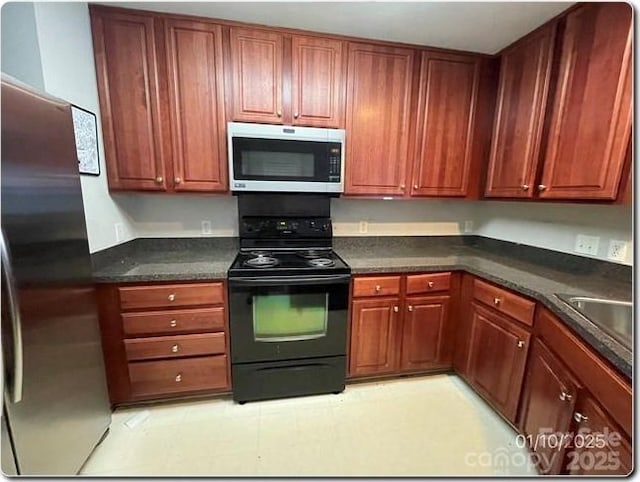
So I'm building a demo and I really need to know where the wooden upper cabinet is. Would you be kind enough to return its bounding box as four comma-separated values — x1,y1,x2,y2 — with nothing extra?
518,338,578,475
540,3,632,200
345,43,415,196
291,36,345,128
400,295,451,371
164,19,227,192
229,27,284,124
485,24,556,198
349,298,400,376
90,8,167,191
466,303,530,423
412,52,480,197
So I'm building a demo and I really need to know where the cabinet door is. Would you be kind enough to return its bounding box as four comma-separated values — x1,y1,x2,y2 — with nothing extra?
485,25,555,198
518,339,578,475
466,303,530,423
229,27,283,124
90,8,167,191
345,43,414,196
164,19,227,192
540,3,632,200
400,295,451,371
291,35,345,128
566,394,632,475
411,52,480,197
349,298,400,376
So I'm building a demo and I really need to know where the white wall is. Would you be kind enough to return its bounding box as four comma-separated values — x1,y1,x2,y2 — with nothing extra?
474,201,633,265
31,2,135,252
1,2,44,89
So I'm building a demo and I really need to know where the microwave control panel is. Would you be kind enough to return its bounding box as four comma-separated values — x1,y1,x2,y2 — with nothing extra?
328,146,341,182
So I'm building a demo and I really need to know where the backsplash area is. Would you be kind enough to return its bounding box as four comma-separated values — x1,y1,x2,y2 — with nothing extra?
113,194,632,266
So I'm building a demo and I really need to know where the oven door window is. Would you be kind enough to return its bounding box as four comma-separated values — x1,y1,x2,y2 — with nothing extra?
232,137,339,182
253,292,328,342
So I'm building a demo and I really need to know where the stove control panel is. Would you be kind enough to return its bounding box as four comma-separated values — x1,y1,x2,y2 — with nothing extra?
241,217,332,237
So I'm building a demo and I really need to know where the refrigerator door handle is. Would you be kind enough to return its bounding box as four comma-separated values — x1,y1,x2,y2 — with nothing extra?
1,230,23,403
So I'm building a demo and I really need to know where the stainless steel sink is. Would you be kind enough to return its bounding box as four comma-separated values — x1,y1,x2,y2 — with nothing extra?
556,294,632,349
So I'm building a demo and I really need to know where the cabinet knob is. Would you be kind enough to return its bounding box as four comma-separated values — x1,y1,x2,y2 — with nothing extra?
171,344,179,353
375,285,381,293
574,412,588,423
521,184,529,191
493,297,502,306
537,184,547,191
169,319,177,328
393,306,399,312
400,184,406,190
408,305,413,312
277,110,282,118
559,391,572,402
517,340,525,348
427,281,435,288
414,184,419,189
174,177,182,184
175,373,182,383
155,176,163,184
294,112,299,119
168,293,176,301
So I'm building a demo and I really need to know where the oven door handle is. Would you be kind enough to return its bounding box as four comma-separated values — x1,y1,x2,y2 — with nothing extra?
229,274,351,286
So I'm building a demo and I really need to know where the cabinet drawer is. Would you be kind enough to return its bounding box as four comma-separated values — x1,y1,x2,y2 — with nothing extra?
118,282,224,310
406,272,451,294
125,333,226,361
353,276,401,298
122,307,225,337
473,278,535,326
128,355,228,398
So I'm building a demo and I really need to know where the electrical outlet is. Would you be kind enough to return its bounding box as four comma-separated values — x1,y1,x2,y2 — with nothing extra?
464,220,474,233
359,221,368,234
607,240,628,262
574,234,600,256
201,220,212,235
115,223,124,242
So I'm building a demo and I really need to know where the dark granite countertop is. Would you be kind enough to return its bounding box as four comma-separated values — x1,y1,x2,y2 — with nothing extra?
91,235,632,378
334,236,632,378
91,238,238,283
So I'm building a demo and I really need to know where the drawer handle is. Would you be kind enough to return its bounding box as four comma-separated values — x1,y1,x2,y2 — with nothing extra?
170,319,177,328
493,297,502,306
393,306,399,312
559,391,572,402
427,281,435,288
517,340,525,348
574,412,588,423
408,305,413,312
375,285,381,293
171,344,179,353
168,293,176,302
175,373,182,383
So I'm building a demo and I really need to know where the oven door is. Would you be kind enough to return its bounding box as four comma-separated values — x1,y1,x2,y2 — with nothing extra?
228,274,350,363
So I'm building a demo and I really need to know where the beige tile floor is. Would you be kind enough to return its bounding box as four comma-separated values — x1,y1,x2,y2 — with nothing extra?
80,374,538,476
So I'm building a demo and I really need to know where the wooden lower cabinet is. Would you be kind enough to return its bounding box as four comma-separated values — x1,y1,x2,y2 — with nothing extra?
349,298,401,376
349,273,456,378
518,338,578,475
465,302,530,423
97,281,230,404
400,295,451,370
566,394,632,475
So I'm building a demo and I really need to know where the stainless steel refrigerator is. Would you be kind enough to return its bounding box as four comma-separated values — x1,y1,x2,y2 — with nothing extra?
1,76,111,475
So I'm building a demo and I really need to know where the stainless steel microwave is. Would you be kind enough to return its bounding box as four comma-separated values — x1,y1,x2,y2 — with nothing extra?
227,122,345,193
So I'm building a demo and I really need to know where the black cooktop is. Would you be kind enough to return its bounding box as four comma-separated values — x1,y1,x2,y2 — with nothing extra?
228,248,350,277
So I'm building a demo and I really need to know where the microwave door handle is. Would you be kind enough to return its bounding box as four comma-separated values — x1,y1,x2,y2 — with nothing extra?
229,274,351,286
1,230,24,403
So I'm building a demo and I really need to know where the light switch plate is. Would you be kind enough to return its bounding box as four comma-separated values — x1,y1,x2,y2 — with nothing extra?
574,234,600,256
359,221,368,234
201,220,212,235
464,220,474,233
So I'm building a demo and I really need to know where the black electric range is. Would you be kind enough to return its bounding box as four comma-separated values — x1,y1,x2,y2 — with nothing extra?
227,194,351,404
